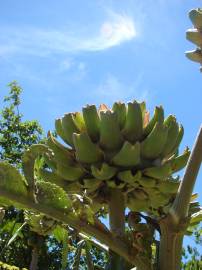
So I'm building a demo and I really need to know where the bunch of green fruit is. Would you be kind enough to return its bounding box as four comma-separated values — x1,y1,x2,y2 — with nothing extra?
186,8,202,71
37,100,189,215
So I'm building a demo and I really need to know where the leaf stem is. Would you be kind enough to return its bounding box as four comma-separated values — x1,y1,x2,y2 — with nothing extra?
170,126,202,224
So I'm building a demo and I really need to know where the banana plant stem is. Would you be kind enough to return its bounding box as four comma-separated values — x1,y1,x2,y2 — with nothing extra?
159,215,183,270
159,126,202,270
108,188,126,270
170,125,202,224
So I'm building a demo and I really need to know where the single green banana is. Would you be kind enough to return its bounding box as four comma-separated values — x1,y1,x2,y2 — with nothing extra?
127,197,150,211
150,192,170,209
141,122,168,160
47,132,74,165
158,180,180,194
168,124,184,157
186,29,202,47
65,182,83,193
117,170,141,185
138,176,157,188
112,101,126,129
55,118,69,145
122,101,143,142
73,132,103,164
107,180,125,189
143,162,172,180
72,112,85,131
82,105,100,142
99,110,123,151
112,141,140,167
161,115,179,157
83,178,103,191
186,49,202,63
91,163,117,180
143,106,164,137
170,147,190,173
61,113,80,147
56,163,85,181
189,8,202,30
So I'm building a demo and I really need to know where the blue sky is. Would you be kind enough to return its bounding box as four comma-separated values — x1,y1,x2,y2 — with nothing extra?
0,0,201,245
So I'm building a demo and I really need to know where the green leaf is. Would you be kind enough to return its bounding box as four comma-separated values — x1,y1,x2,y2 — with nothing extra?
22,144,52,191
0,162,28,196
190,210,202,225
35,181,72,212
6,222,27,247
52,225,68,243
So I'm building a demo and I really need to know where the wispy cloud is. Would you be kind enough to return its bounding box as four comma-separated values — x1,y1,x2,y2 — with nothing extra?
0,11,136,57
94,73,149,103
80,11,136,51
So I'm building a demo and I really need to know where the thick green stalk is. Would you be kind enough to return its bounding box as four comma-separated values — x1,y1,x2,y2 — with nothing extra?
159,216,183,270
109,188,125,270
170,126,202,224
159,126,202,270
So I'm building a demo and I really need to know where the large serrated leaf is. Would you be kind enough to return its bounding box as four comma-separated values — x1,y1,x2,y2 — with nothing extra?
36,181,72,212
0,162,28,196
22,144,52,190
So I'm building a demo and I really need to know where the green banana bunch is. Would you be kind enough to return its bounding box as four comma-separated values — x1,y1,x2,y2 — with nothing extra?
186,8,202,71
31,101,190,215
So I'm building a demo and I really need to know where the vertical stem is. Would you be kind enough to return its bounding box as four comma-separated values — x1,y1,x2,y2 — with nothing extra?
159,216,183,270
170,126,202,224
30,246,39,270
109,188,125,270
29,235,43,270
61,230,68,270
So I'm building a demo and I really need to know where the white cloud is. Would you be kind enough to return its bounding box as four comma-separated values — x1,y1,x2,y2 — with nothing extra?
80,12,136,51
0,11,136,57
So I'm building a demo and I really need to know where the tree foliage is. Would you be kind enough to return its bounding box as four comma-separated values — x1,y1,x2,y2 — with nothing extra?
0,81,43,167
